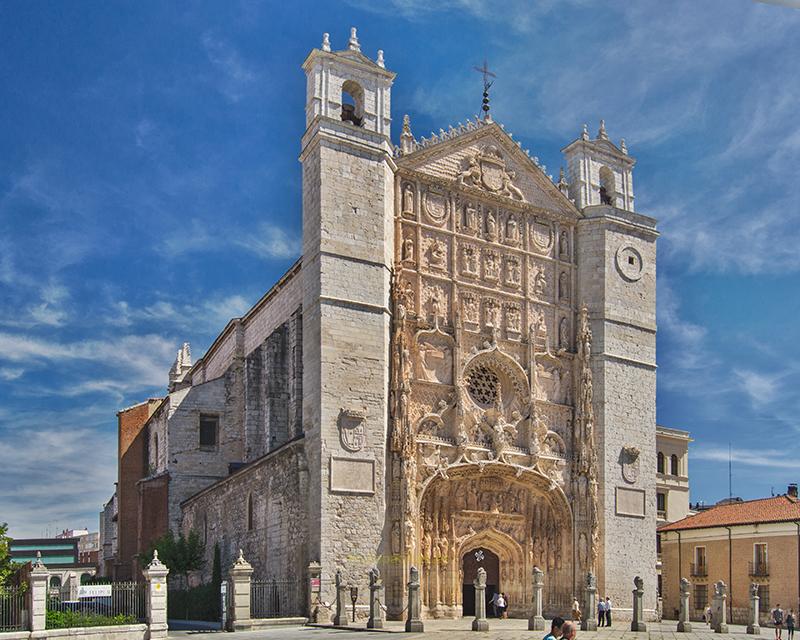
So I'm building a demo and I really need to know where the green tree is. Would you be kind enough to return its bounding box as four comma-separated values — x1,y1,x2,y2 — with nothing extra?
142,530,205,590
0,522,20,586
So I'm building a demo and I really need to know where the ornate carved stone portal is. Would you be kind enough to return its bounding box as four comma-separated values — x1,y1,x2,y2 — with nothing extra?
389,136,597,619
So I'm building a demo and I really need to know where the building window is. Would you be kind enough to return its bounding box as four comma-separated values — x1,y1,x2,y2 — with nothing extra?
49,576,61,589
657,452,665,474
751,543,768,577
656,533,662,554
694,584,708,610
199,414,219,448
670,454,679,476
599,166,615,205
247,494,254,531
657,492,666,517
692,546,707,576
758,585,770,613
341,80,364,127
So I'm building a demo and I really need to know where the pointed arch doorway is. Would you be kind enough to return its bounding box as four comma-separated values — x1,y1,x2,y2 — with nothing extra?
461,547,499,617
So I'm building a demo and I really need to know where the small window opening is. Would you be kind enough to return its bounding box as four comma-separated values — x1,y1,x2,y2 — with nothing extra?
670,454,679,476
599,166,615,205
341,80,364,127
657,451,665,474
247,494,254,531
199,414,219,448
628,256,636,265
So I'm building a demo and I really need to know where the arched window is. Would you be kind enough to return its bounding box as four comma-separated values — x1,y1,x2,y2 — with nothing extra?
671,454,679,476
657,451,665,474
341,80,364,127
80,573,92,585
599,166,615,205
247,494,254,531
49,576,61,589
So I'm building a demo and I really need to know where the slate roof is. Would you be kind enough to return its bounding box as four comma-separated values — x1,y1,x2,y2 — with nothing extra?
659,494,800,532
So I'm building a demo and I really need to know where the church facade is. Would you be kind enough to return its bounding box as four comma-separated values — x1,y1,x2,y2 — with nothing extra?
110,28,660,620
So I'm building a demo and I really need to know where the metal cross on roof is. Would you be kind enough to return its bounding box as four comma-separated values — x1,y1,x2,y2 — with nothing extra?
473,60,496,121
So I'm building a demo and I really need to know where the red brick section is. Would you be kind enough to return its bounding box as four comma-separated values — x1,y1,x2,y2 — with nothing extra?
659,494,800,532
115,399,163,581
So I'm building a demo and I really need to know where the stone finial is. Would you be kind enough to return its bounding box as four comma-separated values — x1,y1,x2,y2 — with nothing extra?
322,32,331,52
581,123,589,141
620,138,628,154
598,119,609,140
233,549,251,568
400,114,414,154
348,27,360,52
32,550,46,569
557,167,569,195
147,549,165,570
169,342,192,390
376,49,385,68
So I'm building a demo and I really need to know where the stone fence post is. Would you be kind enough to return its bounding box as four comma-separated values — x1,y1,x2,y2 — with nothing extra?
307,562,322,623
333,570,348,626
142,550,170,640
581,572,597,631
677,577,692,632
472,567,489,632
228,550,254,631
528,566,545,631
747,583,761,635
713,580,728,634
28,552,49,633
367,567,383,630
405,566,424,633
631,576,646,632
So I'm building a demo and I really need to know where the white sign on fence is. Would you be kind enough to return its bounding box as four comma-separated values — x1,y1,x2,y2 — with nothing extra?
78,585,112,598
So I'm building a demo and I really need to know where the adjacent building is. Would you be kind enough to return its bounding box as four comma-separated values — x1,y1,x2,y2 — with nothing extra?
107,27,670,620
9,537,97,591
659,486,800,624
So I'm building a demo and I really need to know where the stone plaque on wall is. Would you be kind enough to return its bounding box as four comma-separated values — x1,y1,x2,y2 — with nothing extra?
330,456,375,495
615,486,646,518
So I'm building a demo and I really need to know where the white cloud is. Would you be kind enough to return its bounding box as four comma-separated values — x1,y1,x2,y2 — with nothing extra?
693,445,797,469
0,367,24,381
201,32,256,103
734,369,780,407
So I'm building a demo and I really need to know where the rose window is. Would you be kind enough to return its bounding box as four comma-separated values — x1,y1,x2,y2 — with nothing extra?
466,364,500,408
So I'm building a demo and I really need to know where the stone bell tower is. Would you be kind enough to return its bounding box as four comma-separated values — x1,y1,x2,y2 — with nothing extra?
565,122,659,617
299,28,396,599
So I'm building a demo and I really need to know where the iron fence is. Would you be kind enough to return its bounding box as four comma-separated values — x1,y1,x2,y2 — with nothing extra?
0,586,27,632
251,578,304,619
46,581,146,628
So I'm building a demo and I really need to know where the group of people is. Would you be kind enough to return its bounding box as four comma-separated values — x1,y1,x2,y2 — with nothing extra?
490,591,510,618
770,604,796,640
568,595,613,627
543,617,577,640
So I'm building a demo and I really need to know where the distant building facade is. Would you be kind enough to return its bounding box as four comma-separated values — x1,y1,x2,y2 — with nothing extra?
10,537,97,591
659,487,800,624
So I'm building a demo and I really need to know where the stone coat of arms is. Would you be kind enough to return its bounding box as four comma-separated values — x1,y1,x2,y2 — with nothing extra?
339,408,367,452
621,445,640,484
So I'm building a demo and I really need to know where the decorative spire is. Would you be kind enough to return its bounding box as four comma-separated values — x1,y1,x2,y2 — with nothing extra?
581,124,589,141
400,114,414,154
321,32,331,52
557,167,570,196
376,49,385,68
33,550,45,569
473,60,496,123
620,138,628,155
169,342,192,392
598,119,608,140
348,27,360,52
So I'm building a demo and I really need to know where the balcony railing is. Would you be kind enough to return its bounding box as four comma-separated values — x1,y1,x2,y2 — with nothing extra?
690,562,708,577
749,561,769,577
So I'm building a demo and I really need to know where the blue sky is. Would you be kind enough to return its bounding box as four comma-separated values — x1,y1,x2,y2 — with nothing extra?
1,1,799,537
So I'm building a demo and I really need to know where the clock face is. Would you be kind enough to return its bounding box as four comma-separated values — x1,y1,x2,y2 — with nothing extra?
615,245,644,282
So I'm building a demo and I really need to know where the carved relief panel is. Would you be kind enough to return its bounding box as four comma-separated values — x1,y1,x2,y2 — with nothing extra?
421,231,450,274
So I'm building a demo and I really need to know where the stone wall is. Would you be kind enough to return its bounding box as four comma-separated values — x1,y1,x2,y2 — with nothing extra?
180,439,308,583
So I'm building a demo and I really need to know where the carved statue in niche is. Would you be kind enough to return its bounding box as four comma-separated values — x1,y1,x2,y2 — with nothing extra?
532,266,547,297
484,298,499,328
485,210,497,241
558,317,569,352
505,256,521,287
484,251,499,280
429,239,446,270
391,521,401,554
535,312,548,348
559,230,569,259
505,214,520,244
464,201,479,232
461,244,479,276
559,271,570,301
399,280,415,313
402,235,415,264
403,183,415,215
462,294,479,325
417,338,453,384
505,304,521,333
424,286,447,323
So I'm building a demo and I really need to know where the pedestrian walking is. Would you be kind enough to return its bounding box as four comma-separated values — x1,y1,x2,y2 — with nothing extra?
773,603,785,640
597,598,606,627
605,597,612,627
787,609,795,640
490,591,499,618
496,592,507,618
571,596,582,623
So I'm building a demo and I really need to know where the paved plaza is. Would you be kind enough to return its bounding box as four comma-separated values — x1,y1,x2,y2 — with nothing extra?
168,620,763,640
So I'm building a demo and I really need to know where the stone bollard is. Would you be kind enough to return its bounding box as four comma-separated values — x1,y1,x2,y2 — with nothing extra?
528,566,545,631
307,562,322,623
581,572,598,631
333,570,348,626
28,552,49,633
712,580,729,634
631,576,647,632
472,567,489,632
405,566,424,633
228,550,254,631
747,583,761,635
142,549,170,640
367,567,383,629
677,577,692,632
